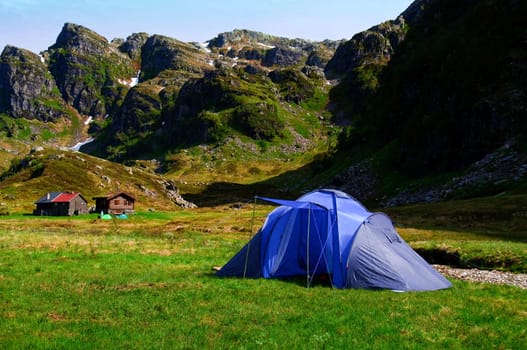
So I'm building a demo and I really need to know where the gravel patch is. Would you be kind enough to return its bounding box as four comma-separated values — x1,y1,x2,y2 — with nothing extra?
434,265,527,289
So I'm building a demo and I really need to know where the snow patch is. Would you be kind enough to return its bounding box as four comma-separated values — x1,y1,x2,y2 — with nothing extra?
199,42,211,53
118,70,141,87
130,70,140,87
257,42,275,49
70,138,94,152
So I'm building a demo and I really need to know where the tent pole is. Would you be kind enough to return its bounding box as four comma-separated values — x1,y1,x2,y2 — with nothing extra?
331,191,341,288
307,205,311,288
243,196,257,278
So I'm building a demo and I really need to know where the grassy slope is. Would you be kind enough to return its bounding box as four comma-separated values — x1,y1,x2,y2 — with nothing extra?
0,148,185,213
0,113,87,172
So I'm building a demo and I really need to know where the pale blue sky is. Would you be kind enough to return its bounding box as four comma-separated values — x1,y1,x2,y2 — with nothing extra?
0,0,413,54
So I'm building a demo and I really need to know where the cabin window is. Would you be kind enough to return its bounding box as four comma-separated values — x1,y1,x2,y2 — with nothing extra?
114,199,121,205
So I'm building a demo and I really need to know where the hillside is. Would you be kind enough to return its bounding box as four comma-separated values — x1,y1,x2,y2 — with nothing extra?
327,0,527,205
0,147,194,213
0,0,526,209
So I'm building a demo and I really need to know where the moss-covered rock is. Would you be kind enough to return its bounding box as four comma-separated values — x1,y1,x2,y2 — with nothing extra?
331,0,527,186
118,32,149,65
0,46,66,121
140,35,211,81
231,101,283,140
85,84,163,160
46,23,135,117
268,68,316,104
262,46,305,67
324,17,407,80
163,66,284,145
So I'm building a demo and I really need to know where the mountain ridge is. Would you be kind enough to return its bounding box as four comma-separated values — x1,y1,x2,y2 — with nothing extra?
1,0,526,210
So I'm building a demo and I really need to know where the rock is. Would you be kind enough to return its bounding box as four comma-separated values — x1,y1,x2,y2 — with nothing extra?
160,180,197,208
118,32,149,62
46,23,134,117
381,143,527,207
324,17,407,79
262,46,305,67
332,158,379,202
207,29,313,50
0,46,66,121
140,34,210,81
268,69,315,104
30,146,45,153
433,265,527,289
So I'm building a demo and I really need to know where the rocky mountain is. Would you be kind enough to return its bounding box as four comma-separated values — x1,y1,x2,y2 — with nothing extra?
47,23,135,117
207,29,340,70
82,27,337,161
1,0,526,208
0,46,66,121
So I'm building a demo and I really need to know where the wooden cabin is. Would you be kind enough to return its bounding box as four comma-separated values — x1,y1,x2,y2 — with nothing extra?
34,192,89,216
93,191,135,214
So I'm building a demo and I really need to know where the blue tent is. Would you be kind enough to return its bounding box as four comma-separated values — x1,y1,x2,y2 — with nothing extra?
217,189,451,291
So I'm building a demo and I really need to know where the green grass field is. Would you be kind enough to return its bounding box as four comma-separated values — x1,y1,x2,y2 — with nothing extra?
0,206,526,349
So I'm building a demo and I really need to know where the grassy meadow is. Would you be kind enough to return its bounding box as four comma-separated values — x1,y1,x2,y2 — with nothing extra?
1,202,526,349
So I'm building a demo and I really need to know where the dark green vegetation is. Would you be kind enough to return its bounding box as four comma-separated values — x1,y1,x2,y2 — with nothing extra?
332,0,527,179
0,206,525,349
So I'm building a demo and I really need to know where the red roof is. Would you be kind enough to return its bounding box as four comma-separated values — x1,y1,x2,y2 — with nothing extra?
53,192,79,202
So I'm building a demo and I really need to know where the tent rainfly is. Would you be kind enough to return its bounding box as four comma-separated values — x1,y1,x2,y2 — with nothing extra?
217,189,452,291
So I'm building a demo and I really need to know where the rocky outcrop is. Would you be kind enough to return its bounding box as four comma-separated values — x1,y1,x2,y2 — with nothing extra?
0,46,65,121
305,49,332,69
382,144,527,207
50,23,108,54
324,17,407,79
207,29,312,50
140,35,211,81
324,0,434,80
115,85,161,132
208,29,341,70
118,32,149,63
237,46,265,61
160,179,197,208
268,69,315,104
262,46,305,67
46,23,134,117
